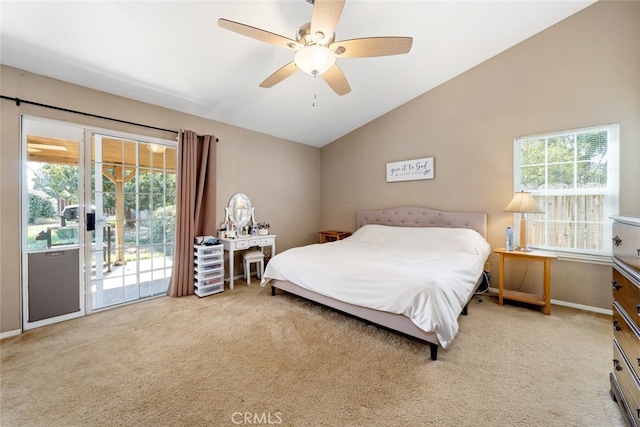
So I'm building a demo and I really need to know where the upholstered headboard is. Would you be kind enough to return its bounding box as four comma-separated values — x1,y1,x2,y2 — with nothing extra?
355,206,487,238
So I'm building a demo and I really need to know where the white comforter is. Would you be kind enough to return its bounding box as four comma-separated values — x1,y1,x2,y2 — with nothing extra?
261,224,491,348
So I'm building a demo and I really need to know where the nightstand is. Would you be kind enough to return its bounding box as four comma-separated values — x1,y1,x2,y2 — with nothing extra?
494,248,557,315
318,230,351,243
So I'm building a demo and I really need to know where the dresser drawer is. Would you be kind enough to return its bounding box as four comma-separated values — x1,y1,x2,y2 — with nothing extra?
613,219,640,273
260,237,274,246
235,240,250,250
613,339,640,424
614,265,640,330
194,244,223,257
614,302,640,381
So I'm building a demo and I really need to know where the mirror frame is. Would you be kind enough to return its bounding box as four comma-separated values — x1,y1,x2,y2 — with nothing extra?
226,193,253,229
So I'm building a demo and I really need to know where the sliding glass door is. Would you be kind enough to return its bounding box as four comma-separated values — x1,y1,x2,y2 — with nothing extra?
88,133,176,310
22,116,176,329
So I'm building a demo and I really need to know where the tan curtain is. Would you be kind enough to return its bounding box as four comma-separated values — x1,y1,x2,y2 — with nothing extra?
167,130,217,297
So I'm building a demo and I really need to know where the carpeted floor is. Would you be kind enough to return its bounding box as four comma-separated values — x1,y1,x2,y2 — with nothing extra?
0,282,625,427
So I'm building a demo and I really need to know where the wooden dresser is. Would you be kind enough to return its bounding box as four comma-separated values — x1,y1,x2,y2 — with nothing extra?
611,215,640,426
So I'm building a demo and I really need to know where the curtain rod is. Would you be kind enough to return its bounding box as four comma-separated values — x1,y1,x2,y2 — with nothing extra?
1,94,219,142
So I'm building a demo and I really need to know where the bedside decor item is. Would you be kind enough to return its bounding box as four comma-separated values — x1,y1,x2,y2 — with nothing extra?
505,226,514,251
504,191,544,252
386,157,434,182
256,222,270,235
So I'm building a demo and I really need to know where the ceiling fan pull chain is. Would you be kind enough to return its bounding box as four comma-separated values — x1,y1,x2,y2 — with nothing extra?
312,75,319,107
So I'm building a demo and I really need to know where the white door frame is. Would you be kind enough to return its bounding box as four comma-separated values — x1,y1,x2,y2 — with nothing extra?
21,115,86,330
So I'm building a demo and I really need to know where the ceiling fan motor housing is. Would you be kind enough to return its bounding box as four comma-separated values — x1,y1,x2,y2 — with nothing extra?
296,22,335,47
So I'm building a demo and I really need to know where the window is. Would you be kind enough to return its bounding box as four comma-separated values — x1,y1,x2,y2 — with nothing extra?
514,123,619,259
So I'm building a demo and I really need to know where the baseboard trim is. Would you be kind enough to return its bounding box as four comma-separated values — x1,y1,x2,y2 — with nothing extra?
486,287,612,316
0,329,22,340
550,298,612,316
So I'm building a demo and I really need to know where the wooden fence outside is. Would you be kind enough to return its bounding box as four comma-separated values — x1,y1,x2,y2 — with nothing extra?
528,194,605,251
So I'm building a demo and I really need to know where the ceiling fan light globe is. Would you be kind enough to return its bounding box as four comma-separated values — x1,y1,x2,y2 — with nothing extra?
294,45,335,76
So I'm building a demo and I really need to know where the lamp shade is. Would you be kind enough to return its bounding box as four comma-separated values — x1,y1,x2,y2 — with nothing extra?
294,45,336,76
504,191,544,213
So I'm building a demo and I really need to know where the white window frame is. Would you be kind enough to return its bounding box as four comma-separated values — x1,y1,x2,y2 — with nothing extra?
513,123,619,264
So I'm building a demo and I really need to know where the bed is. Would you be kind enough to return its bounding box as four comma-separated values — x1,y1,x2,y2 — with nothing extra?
260,206,490,360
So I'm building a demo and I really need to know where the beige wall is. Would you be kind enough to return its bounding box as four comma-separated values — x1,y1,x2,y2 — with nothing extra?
320,1,640,310
0,65,321,333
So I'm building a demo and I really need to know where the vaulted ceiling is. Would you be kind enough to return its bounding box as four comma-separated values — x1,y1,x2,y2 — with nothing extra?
0,1,595,147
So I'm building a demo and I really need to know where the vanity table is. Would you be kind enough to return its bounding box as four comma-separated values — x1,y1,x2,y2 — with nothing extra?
221,235,276,289
220,193,276,289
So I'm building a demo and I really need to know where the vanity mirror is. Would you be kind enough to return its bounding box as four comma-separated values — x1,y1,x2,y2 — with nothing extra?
224,193,255,237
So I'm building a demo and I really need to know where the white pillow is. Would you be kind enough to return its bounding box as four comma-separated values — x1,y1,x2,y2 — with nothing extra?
350,224,490,256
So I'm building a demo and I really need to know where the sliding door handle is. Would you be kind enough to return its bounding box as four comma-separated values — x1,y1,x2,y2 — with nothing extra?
86,212,95,231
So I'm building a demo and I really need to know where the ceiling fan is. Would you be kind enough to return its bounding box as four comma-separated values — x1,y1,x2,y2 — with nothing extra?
218,0,413,96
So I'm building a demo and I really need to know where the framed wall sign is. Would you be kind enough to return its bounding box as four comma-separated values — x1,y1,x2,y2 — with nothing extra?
386,157,434,182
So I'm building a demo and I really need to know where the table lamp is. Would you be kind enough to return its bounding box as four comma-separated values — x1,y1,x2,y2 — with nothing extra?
504,191,544,252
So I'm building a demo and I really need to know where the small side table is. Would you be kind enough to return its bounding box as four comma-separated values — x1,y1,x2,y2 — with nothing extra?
318,230,351,243
494,248,557,315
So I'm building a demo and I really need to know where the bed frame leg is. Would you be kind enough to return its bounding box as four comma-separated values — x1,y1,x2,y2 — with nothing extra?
461,303,468,316
429,343,439,360
271,286,276,296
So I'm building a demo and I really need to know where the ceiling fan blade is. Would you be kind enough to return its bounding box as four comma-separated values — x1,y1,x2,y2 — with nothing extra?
310,0,345,45
218,18,302,50
322,64,351,96
259,62,299,88
331,37,413,58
